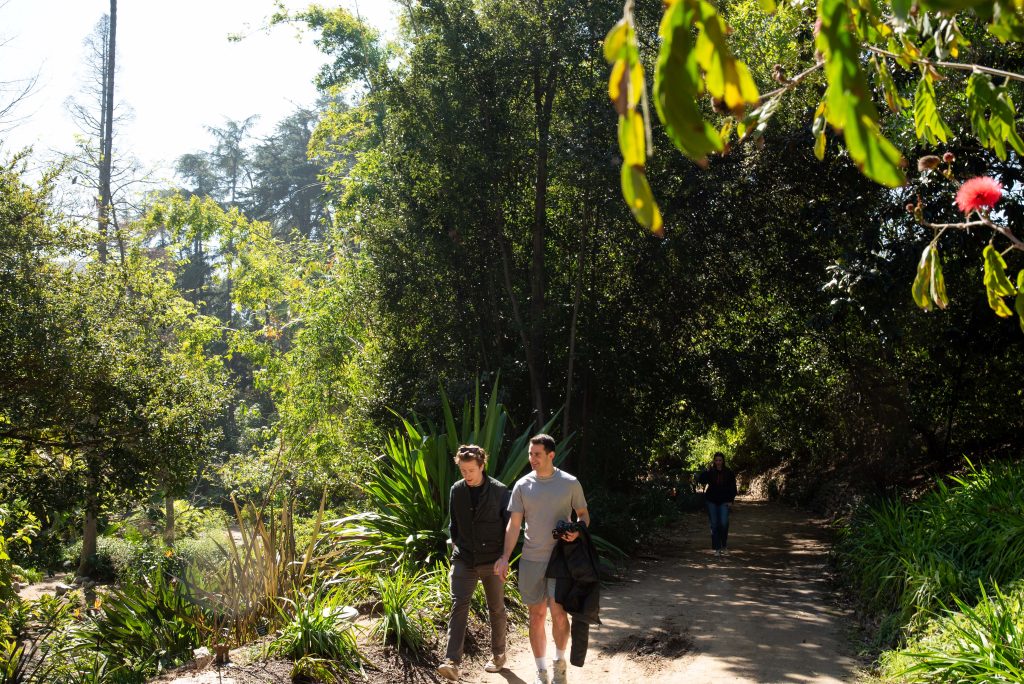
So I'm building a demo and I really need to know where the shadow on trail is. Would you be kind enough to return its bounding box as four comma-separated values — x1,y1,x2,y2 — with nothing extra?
591,499,858,683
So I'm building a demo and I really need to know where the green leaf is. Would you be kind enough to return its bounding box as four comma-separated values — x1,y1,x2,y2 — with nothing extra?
817,0,906,187
758,0,777,11
618,111,646,167
874,57,910,113
620,163,664,236
890,0,912,20
1016,271,1024,333
989,0,1024,41
692,0,760,117
912,244,948,311
914,75,953,145
966,73,1024,161
654,0,723,165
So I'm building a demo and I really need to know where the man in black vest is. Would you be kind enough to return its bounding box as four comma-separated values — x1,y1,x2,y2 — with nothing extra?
437,445,511,681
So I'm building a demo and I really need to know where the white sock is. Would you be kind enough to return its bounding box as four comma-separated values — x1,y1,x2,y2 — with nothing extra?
554,647,566,662
535,657,547,671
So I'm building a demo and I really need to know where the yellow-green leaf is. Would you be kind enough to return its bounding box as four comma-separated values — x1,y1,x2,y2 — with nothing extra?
621,163,664,236
983,244,1017,316
914,75,953,145
817,0,906,187
912,244,948,311
604,19,629,63
609,58,628,113
758,0,777,12
1016,270,1024,332
654,0,723,164
618,111,646,167
693,0,760,117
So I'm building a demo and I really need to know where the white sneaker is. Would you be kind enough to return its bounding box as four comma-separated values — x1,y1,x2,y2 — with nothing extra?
484,653,506,672
552,659,568,684
721,548,729,556
437,660,460,681
535,669,550,684
715,549,721,557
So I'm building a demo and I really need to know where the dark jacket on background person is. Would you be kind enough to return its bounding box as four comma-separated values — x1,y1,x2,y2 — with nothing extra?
546,523,601,667
449,475,511,567
697,466,737,504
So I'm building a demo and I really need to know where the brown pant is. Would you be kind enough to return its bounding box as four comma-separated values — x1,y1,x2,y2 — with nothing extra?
444,559,507,662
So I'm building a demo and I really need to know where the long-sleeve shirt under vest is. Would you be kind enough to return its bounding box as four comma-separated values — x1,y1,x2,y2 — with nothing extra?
448,475,511,567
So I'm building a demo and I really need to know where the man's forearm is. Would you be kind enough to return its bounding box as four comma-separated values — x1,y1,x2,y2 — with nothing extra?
501,521,519,560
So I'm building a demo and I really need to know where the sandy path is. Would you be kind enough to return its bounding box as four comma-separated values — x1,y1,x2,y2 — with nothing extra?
461,498,860,684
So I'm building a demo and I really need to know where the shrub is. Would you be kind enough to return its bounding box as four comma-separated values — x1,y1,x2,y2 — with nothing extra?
85,565,205,677
171,532,230,573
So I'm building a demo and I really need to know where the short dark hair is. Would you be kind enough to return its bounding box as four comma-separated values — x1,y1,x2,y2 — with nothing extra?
713,451,726,461
454,444,488,467
529,433,556,454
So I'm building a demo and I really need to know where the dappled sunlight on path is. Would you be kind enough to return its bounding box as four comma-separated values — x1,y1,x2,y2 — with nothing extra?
463,497,859,683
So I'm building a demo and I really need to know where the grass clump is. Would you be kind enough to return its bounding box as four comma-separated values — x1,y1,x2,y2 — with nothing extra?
835,460,1024,681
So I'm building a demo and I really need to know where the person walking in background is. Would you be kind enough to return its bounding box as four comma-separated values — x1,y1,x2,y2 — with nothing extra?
697,451,737,556
437,445,511,681
495,434,590,684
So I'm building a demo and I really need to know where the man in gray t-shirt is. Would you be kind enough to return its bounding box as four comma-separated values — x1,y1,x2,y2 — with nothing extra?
495,434,589,684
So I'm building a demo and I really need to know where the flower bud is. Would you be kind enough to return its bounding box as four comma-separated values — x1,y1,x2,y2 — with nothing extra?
917,155,941,172
905,203,915,213
943,152,955,163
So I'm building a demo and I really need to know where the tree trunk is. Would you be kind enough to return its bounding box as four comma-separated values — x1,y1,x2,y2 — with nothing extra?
528,29,559,430
78,470,99,578
563,205,591,439
96,0,116,264
164,493,176,545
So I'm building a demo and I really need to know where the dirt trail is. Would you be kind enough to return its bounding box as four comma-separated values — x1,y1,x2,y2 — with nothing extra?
462,497,860,684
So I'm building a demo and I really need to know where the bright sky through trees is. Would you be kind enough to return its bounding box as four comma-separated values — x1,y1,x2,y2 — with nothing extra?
0,0,397,175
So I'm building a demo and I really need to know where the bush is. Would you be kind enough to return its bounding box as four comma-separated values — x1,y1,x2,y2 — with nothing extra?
63,536,159,584
171,532,230,573
84,565,206,678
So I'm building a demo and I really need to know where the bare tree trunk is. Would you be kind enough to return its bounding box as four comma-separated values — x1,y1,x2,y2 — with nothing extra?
164,493,176,545
528,18,559,429
96,0,116,263
563,206,590,439
78,467,99,578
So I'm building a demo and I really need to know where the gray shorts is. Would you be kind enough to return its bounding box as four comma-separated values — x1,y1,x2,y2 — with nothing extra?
517,559,556,606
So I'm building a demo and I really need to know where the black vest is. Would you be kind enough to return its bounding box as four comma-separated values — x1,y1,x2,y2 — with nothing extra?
450,476,509,567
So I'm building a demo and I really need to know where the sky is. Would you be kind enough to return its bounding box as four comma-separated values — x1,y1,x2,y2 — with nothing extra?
0,0,397,177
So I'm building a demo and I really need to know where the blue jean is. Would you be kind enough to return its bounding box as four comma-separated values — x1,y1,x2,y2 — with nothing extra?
706,501,730,550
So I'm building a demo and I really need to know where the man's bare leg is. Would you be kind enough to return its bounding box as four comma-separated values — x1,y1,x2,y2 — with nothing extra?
549,598,570,651
529,601,549,657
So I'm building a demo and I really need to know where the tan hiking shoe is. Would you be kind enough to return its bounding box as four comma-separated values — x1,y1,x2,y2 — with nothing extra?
437,659,460,681
552,659,568,684
534,669,550,684
484,653,506,672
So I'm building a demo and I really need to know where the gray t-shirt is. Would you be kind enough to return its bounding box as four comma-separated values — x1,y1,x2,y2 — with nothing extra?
508,468,588,562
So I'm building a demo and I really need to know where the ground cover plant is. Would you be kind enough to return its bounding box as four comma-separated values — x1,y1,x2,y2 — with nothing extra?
835,460,1024,680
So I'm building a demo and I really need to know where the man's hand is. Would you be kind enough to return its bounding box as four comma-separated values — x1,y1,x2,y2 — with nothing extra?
562,530,580,542
494,556,509,579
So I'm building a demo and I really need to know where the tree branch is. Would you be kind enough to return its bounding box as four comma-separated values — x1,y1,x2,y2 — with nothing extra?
867,45,1024,83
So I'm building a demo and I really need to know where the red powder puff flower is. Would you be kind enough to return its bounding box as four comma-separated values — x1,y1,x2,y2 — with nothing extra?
955,177,1003,214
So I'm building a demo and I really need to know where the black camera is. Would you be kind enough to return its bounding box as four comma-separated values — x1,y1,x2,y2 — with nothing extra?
551,519,586,540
